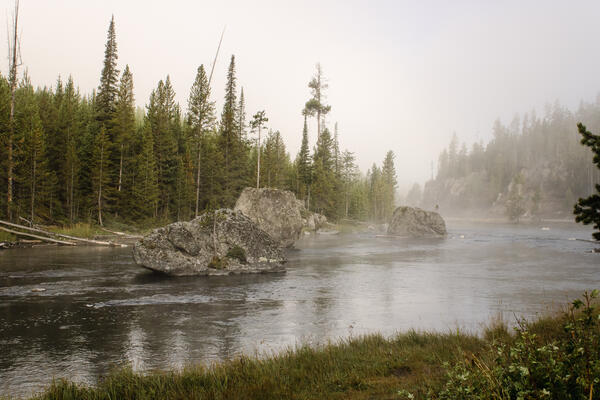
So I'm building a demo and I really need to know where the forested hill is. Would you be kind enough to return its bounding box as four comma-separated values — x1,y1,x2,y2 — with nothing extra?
0,17,399,228
407,99,600,220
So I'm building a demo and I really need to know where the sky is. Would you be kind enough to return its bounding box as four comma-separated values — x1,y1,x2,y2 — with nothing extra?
3,0,600,193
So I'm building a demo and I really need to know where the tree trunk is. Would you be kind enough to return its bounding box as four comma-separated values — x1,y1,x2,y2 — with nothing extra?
31,155,36,226
7,2,19,221
118,143,123,192
256,127,261,189
98,142,104,227
69,164,74,225
195,139,201,217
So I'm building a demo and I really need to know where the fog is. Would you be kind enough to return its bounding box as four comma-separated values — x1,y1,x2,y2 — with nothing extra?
6,0,600,191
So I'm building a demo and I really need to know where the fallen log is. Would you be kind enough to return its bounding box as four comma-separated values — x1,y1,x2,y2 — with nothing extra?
0,219,120,247
99,227,143,239
576,238,600,244
0,226,75,246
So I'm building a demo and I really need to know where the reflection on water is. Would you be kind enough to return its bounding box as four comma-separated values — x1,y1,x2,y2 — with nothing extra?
0,220,598,397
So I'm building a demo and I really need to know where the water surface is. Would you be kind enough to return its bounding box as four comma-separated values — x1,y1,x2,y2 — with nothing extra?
0,220,598,397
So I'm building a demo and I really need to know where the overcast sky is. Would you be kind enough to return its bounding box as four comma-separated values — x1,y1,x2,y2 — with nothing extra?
4,0,600,192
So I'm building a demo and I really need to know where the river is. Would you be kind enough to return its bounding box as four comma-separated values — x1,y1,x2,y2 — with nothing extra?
0,220,598,397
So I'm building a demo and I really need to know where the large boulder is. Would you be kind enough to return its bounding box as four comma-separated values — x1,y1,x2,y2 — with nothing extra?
387,206,447,237
133,209,285,276
234,188,304,247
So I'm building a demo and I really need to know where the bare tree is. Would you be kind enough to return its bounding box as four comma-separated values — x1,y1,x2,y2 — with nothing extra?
6,0,21,221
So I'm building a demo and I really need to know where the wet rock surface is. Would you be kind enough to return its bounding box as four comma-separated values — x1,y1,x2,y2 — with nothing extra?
133,209,285,276
387,206,447,237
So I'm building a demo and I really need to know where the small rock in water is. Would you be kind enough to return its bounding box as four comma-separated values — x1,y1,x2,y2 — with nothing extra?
31,288,46,292
541,227,550,231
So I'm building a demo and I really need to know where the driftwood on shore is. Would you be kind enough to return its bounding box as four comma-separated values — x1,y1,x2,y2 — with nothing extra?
0,219,127,247
0,226,76,245
100,227,142,239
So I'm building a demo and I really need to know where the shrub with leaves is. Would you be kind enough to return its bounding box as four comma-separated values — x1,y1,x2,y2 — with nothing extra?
439,290,600,399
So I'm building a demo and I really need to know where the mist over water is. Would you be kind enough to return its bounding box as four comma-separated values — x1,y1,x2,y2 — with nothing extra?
1,220,597,398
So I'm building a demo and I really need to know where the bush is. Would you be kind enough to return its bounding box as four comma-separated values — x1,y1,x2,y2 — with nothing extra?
226,245,247,264
439,290,600,399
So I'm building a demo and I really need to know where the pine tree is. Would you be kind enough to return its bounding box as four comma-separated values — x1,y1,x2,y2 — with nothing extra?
381,150,397,219
333,122,341,176
96,16,119,127
113,66,135,193
91,126,111,226
303,63,331,139
311,127,335,216
340,150,357,217
59,76,81,224
134,124,159,218
261,130,288,188
297,114,312,204
219,55,249,205
574,123,600,240
16,77,53,224
186,64,215,216
237,87,247,139
146,77,179,218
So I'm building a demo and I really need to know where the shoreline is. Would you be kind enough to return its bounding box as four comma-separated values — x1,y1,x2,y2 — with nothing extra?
11,294,599,400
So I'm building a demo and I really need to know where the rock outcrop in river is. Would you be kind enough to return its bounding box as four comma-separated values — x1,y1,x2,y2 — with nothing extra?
387,206,447,237
133,209,285,276
234,188,304,247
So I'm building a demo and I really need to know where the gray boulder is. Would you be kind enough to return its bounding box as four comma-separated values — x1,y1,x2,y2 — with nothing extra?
387,206,447,237
133,209,285,276
304,212,328,232
234,188,304,247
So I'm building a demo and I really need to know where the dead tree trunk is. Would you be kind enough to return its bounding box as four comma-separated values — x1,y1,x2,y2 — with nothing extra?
7,0,20,221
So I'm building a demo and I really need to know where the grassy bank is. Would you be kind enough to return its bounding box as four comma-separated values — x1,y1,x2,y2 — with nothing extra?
16,292,599,400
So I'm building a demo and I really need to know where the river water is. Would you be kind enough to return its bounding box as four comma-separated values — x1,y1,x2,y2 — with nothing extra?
1,220,598,397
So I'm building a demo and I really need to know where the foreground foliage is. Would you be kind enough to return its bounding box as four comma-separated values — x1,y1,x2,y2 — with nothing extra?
440,290,600,399
21,292,599,400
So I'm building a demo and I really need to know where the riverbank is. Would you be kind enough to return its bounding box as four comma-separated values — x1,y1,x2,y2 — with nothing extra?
0,222,146,249
16,292,599,400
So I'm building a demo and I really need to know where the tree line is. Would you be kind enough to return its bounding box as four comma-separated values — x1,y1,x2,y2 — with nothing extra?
0,17,398,227
410,99,600,219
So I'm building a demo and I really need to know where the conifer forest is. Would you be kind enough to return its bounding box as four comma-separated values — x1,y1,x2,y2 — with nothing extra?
0,17,398,228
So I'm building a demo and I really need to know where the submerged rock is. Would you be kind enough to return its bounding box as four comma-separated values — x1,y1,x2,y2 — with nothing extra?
234,188,304,247
133,209,285,276
387,206,447,237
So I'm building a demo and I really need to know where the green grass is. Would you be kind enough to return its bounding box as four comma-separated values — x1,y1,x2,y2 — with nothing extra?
0,230,16,242
49,223,104,239
28,331,484,400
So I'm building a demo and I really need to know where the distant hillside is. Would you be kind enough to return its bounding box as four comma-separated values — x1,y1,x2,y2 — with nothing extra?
415,98,600,219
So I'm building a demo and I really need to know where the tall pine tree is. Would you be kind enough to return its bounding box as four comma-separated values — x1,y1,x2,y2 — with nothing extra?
96,16,119,128
186,64,215,216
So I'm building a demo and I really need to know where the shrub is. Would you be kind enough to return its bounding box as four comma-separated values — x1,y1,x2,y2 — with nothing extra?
439,290,600,399
226,245,247,264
